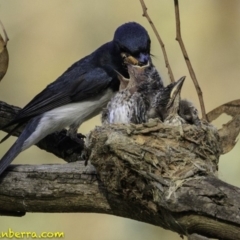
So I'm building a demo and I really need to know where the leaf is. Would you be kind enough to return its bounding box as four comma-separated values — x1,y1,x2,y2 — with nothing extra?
0,20,9,82
207,99,240,154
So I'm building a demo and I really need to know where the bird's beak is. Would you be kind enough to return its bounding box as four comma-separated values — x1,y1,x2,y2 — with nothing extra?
116,62,150,91
121,52,150,66
136,53,150,66
126,61,150,84
170,76,185,99
114,70,130,90
168,76,186,109
127,61,150,72
121,53,139,65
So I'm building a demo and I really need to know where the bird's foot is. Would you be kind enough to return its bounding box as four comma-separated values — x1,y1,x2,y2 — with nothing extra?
63,127,87,160
67,128,85,144
55,130,85,156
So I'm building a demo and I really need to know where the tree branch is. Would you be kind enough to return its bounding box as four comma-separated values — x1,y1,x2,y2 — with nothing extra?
173,0,207,121
1,101,240,239
0,162,240,239
0,162,108,215
139,0,175,83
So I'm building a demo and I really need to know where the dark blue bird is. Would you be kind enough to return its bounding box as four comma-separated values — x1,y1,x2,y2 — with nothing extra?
0,22,152,175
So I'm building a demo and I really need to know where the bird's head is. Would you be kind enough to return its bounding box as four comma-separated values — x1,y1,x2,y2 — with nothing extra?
113,22,151,66
115,62,151,93
179,99,200,125
127,62,151,82
157,77,185,121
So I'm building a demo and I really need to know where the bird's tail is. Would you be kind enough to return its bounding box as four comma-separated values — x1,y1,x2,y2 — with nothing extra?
0,137,23,175
0,118,39,176
0,123,25,144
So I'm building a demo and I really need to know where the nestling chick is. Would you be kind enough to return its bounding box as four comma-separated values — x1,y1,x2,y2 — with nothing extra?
150,77,201,127
102,62,163,124
152,76,186,125
179,99,200,125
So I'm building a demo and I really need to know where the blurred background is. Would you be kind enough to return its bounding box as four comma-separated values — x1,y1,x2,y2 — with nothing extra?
0,0,239,239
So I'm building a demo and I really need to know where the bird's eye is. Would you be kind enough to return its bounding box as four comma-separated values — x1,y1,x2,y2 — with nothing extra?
194,109,198,115
121,52,128,60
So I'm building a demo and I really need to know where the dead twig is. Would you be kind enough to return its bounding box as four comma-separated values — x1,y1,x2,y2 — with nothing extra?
174,0,207,121
139,0,175,83
0,19,9,82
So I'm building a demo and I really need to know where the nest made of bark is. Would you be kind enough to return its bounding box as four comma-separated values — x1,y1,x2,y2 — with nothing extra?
86,119,222,212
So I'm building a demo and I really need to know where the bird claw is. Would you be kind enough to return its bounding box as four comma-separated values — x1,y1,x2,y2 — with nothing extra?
55,131,84,156
66,127,86,144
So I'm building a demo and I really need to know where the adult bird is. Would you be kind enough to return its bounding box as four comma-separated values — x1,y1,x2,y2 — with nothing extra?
0,22,152,175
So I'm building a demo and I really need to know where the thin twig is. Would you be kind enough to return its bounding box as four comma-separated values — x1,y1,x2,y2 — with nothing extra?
139,0,175,83
174,0,207,120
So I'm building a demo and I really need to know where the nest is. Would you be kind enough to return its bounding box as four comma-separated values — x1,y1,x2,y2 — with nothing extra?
86,119,222,208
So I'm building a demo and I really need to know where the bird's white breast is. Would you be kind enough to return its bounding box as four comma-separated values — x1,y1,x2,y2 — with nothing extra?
107,90,132,124
23,88,114,149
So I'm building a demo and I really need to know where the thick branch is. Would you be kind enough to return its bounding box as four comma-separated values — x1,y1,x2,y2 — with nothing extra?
0,162,240,239
1,101,240,239
0,162,109,214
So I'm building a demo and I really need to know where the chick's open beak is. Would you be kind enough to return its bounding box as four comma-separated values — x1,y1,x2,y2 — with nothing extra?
170,77,185,100
168,76,186,110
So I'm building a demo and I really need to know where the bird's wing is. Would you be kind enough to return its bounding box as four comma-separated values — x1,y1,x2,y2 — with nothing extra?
2,67,113,128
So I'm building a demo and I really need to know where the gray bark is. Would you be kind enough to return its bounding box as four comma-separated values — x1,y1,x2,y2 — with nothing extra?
0,101,240,240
